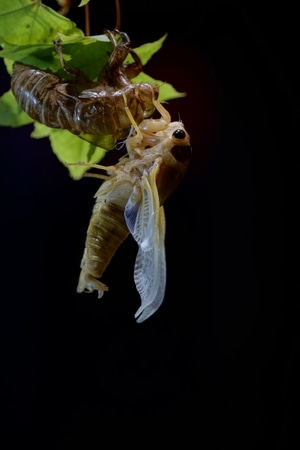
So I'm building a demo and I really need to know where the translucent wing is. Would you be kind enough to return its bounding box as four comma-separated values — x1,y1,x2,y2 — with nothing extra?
124,161,166,323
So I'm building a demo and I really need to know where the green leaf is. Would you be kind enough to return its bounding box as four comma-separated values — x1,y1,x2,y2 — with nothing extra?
55,34,112,80
76,132,116,151
31,121,51,138
78,0,91,6
130,34,168,66
132,72,186,102
48,128,107,179
0,43,61,71
3,58,14,75
0,0,83,46
158,82,186,102
31,122,115,151
0,34,113,81
31,122,111,178
0,89,34,126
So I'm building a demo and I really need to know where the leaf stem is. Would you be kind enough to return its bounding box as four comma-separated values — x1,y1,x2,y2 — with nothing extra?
84,3,90,36
115,0,121,30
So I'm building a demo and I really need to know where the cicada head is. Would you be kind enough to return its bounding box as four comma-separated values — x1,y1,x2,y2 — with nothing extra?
155,121,192,204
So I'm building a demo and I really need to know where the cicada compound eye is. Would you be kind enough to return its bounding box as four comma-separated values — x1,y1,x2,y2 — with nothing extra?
172,129,186,139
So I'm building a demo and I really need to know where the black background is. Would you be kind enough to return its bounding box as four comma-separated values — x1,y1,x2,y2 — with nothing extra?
0,1,293,447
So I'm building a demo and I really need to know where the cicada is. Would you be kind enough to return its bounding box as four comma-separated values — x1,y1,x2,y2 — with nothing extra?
76,97,192,323
10,29,159,149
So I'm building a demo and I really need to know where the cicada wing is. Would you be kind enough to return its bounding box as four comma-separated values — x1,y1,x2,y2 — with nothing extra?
124,161,166,323
133,206,166,323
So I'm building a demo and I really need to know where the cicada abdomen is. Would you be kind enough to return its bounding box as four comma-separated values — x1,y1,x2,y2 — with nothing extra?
77,175,133,295
77,97,192,322
10,30,159,148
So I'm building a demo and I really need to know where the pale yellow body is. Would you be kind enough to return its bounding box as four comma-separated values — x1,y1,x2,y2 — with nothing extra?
77,176,133,296
76,98,192,322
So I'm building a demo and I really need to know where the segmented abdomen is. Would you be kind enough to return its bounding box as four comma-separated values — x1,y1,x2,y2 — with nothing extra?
11,63,158,139
77,178,133,296
11,63,65,127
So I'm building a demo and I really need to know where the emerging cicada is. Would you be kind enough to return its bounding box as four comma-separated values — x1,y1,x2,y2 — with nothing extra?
10,29,159,149
76,97,192,323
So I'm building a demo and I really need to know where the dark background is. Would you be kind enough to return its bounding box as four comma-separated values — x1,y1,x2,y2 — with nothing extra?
0,0,293,447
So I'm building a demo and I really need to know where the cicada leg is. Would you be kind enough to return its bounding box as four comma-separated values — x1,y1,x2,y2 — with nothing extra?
123,48,143,79
138,97,171,134
121,92,144,144
66,161,119,180
77,267,109,298
104,29,131,72
122,89,172,151
104,29,143,87
54,38,80,78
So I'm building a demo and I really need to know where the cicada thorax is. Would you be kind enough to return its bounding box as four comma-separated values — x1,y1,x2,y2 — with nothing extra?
10,29,159,147
126,116,192,205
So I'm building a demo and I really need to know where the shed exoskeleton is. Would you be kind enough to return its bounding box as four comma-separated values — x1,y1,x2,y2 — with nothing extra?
11,29,159,149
